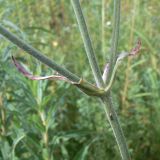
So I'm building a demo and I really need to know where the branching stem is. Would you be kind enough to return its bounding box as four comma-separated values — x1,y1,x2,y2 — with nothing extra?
0,1,131,159
106,0,121,85
0,24,105,96
0,24,80,83
71,1,131,160
71,0,104,88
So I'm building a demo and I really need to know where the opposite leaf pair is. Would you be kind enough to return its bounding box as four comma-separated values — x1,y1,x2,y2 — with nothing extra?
12,39,141,95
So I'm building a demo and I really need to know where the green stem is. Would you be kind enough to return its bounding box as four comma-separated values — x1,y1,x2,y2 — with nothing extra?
101,92,131,160
102,0,131,158
0,24,105,97
106,0,121,85
71,1,131,159
0,1,131,159
102,0,105,60
71,0,104,88
0,24,80,83
105,59,119,92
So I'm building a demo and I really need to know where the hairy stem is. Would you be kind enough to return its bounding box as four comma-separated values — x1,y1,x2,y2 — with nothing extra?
102,0,131,159
71,0,131,159
71,0,104,88
0,24,80,83
106,0,121,85
102,0,105,60
0,24,106,96
103,0,131,159
0,1,131,159
101,92,131,160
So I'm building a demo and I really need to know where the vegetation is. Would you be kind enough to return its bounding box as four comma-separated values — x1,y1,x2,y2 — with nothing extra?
0,0,159,160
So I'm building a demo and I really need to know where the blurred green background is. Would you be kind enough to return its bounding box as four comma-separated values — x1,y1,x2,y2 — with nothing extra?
0,0,159,160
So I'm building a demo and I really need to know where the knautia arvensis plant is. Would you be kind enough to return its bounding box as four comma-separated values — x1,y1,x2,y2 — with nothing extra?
0,0,141,159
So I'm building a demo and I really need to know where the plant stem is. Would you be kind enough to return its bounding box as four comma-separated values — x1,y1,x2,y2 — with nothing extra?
102,0,131,159
0,24,105,96
0,24,80,83
106,0,121,85
0,1,131,158
101,92,131,160
71,0,131,159
71,0,104,88
102,0,105,60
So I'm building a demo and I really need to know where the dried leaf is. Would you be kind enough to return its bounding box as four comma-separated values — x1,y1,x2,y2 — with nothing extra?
12,56,105,97
117,39,141,61
129,38,141,56
12,56,70,82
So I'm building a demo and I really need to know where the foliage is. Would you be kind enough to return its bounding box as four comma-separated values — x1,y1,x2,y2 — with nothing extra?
0,0,160,160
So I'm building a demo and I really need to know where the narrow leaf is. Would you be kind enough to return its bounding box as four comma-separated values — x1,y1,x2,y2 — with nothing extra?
118,39,141,61
12,56,70,82
105,39,142,92
129,38,141,56
12,56,105,96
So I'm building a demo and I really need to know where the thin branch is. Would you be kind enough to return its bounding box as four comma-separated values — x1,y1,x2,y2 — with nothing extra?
104,39,141,90
0,24,80,83
0,24,106,96
71,0,104,88
102,0,105,59
106,0,121,85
